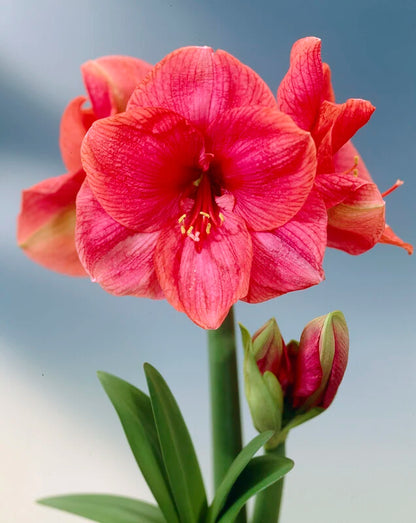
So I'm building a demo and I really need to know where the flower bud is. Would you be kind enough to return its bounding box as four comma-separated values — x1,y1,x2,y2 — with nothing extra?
293,311,349,410
240,323,284,437
252,318,292,390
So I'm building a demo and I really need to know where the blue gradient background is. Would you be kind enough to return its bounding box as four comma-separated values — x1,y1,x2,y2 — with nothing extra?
1,1,415,522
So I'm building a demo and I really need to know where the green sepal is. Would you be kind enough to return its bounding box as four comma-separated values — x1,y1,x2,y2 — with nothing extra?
240,324,283,435
207,431,273,523
216,455,294,523
144,363,207,523
97,372,179,523
37,494,165,523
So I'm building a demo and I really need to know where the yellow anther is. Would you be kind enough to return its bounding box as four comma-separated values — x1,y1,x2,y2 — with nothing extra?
354,155,359,166
206,222,212,234
353,168,358,177
178,214,187,223
219,212,225,223
200,211,210,219
187,225,194,235
180,225,186,234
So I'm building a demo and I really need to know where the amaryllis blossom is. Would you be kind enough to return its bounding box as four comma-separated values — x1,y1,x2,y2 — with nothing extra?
77,46,325,329
17,55,152,275
277,36,412,255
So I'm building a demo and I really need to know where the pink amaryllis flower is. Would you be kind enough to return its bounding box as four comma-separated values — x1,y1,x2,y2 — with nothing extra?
77,46,325,329
17,55,152,275
277,36,412,255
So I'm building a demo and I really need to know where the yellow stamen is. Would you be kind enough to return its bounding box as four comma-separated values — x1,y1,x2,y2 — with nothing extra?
178,214,187,223
200,211,210,219
206,222,212,234
219,212,225,223
180,225,186,235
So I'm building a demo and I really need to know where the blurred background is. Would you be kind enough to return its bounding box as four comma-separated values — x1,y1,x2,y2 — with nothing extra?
1,1,415,522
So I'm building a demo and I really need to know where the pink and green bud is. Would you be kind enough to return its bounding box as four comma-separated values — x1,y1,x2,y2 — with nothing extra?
252,318,292,390
241,323,284,441
293,311,349,410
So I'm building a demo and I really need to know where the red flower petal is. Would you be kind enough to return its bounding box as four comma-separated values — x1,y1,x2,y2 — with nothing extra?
277,37,324,131
327,141,386,254
75,182,163,299
315,99,375,170
129,46,276,130
379,225,413,255
82,55,153,118
209,106,317,231
244,193,327,303
155,209,252,329
59,96,95,173
315,172,366,209
82,107,205,232
17,170,86,276
322,63,335,103
326,183,385,254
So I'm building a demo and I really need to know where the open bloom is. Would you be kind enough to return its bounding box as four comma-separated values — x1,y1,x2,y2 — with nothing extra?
17,55,152,275
277,37,412,255
77,46,325,329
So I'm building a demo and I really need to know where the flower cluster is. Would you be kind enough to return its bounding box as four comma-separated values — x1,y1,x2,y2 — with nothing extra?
242,311,349,449
17,38,411,329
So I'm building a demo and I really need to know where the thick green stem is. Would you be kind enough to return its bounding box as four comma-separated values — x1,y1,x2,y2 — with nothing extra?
208,307,246,522
252,442,286,523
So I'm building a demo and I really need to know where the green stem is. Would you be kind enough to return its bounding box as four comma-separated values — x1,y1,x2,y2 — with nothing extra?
208,306,246,522
252,442,286,523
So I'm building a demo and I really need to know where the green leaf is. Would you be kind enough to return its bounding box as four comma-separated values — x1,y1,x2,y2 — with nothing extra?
207,431,273,523
97,372,179,523
144,363,207,523
38,494,165,523
217,455,294,523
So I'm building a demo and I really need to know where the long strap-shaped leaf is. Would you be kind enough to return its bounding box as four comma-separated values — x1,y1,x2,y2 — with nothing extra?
217,455,294,523
38,494,165,523
144,363,208,523
97,372,179,523
207,431,273,523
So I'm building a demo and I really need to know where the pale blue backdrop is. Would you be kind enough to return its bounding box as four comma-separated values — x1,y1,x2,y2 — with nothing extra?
1,1,415,522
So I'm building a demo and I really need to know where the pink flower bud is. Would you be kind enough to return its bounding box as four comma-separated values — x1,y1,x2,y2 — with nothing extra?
293,311,349,409
252,319,292,391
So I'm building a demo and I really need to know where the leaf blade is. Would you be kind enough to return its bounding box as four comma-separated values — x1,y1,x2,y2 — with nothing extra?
38,494,165,523
144,363,207,523
208,431,273,523
97,371,179,523
217,455,294,523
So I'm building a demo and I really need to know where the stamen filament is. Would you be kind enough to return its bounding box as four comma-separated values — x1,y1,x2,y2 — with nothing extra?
382,179,404,198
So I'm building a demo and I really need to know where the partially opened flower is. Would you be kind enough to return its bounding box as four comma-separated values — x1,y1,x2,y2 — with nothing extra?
77,46,324,329
277,37,412,255
17,55,152,275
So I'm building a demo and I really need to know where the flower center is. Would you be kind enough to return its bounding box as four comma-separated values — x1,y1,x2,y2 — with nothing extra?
178,171,224,252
